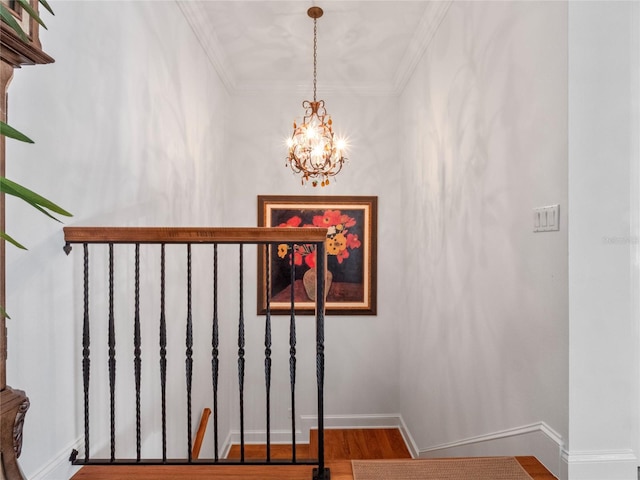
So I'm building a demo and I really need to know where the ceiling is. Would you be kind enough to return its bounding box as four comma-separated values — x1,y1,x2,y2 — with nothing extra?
177,1,451,96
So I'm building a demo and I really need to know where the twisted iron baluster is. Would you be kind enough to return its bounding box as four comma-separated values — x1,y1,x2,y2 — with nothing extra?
108,243,116,462
159,244,167,462
82,243,90,462
186,244,194,461
289,243,297,462
211,244,220,461
134,244,142,462
314,241,327,479
237,244,245,462
264,244,272,462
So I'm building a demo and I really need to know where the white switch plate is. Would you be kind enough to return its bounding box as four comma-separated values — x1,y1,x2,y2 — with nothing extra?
534,205,559,232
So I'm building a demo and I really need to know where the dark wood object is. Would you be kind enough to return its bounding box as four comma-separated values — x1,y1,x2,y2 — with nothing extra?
1,2,54,479
0,387,30,479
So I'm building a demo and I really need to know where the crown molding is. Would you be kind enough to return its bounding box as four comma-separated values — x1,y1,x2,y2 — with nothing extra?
392,0,452,95
177,0,452,97
176,0,235,94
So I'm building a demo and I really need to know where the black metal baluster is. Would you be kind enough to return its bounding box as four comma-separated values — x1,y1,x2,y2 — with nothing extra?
186,244,194,462
237,244,245,463
108,243,116,462
264,244,272,463
211,244,220,461
65,230,330,470
159,244,167,463
313,242,329,480
289,243,297,463
134,244,142,462
82,243,91,462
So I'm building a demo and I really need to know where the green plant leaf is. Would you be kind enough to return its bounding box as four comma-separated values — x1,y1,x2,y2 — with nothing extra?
22,200,62,223
0,121,34,143
0,0,56,323
0,4,28,42
1,177,72,218
16,0,47,29
1,231,27,250
38,0,54,16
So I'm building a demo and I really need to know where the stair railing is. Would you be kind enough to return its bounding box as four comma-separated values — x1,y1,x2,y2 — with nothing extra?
63,227,330,480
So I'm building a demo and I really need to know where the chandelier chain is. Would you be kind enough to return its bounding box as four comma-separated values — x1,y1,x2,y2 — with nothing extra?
313,17,317,102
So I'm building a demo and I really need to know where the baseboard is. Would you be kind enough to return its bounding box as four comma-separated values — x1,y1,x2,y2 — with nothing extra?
300,413,420,458
226,429,302,447
221,430,234,459
418,422,563,478
561,448,638,480
221,428,314,460
224,414,419,459
29,436,83,480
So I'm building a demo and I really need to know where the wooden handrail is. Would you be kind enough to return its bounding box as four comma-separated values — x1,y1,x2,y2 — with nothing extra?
191,408,211,460
63,227,328,244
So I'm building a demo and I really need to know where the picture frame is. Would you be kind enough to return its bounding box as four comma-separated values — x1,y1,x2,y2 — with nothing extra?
257,195,377,315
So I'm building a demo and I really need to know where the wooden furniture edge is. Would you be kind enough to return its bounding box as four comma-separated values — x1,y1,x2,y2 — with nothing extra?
0,23,55,68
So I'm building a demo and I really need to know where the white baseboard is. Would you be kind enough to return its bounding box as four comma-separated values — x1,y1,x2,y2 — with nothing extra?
223,414,419,459
226,428,301,447
221,430,233,459
300,413,420,458
561,448,638,480
29,436,83,480
417,422,563,478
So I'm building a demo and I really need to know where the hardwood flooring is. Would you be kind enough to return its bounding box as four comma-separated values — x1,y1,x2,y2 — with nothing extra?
226,427,411,460
71,428,557,479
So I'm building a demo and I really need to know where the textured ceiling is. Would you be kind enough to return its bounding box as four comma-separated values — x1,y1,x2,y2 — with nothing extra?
178,1,451,96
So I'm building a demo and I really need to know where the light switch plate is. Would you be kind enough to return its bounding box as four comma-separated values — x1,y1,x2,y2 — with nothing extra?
534,205,559,232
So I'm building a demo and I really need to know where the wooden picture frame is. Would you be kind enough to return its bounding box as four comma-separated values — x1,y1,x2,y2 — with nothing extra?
258,195,377,315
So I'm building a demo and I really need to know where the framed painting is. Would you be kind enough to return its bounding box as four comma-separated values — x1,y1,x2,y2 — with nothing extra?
257,195,377,315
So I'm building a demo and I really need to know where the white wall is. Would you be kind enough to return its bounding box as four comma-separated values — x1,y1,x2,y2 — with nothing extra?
5,1,228,477
222,92,403,434
397,1,569,476
5,1,640,479
566,2,640,479
5,1,405,476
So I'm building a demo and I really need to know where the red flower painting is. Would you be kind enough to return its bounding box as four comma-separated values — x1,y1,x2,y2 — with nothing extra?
277,209,361,267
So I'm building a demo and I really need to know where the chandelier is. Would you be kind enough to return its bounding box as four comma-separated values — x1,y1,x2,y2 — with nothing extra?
286,6,347,187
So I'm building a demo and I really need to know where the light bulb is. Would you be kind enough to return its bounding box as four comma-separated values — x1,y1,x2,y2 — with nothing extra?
312,144,324,158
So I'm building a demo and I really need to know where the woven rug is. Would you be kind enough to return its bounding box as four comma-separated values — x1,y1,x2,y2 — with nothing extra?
352,457,533,480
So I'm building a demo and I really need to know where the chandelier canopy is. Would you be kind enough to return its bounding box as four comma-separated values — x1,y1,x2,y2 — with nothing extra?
286,6,347,187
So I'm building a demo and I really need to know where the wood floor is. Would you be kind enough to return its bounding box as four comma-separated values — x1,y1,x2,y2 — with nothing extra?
226,427,411,460
71,428,557,479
